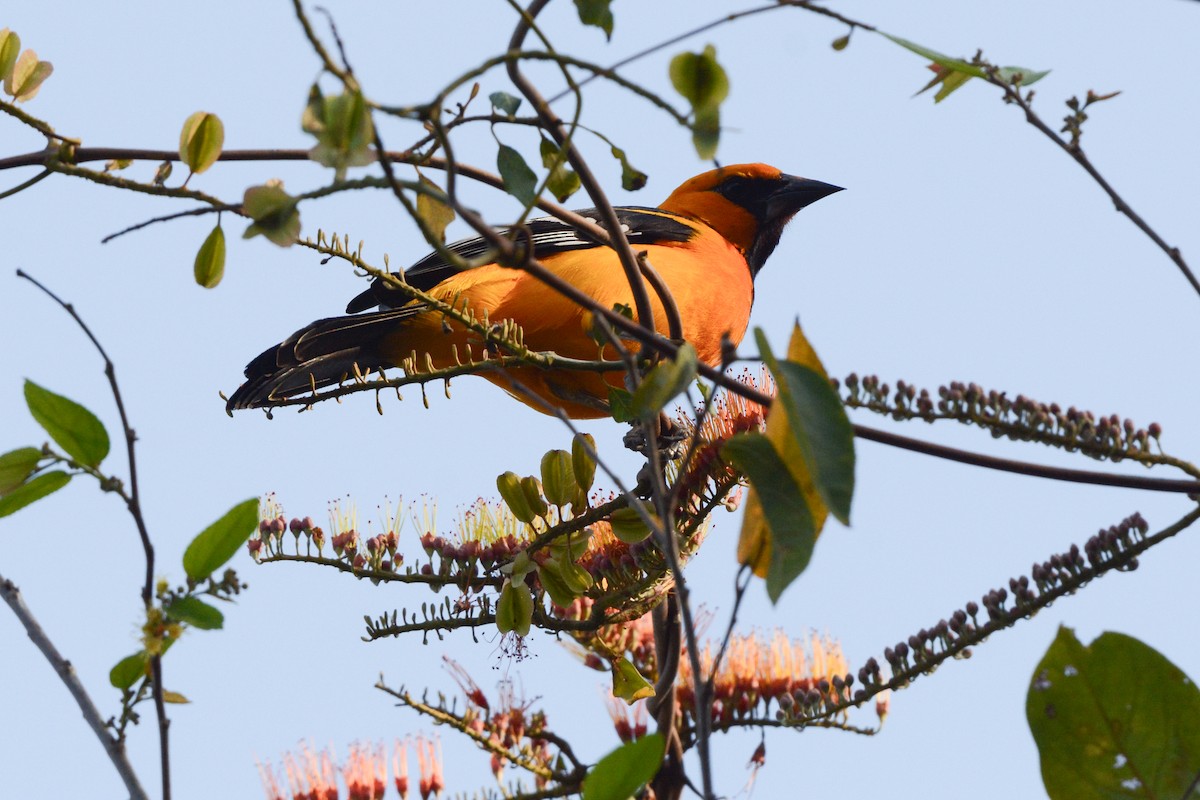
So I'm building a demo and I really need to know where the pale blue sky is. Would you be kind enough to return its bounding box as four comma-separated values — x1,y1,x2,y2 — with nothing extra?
2,2,1198,798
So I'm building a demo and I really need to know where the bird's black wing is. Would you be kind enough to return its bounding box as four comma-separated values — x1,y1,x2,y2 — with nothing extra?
344,207,694,313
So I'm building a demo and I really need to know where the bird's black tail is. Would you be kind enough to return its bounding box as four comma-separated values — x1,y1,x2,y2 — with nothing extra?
225,306,422,412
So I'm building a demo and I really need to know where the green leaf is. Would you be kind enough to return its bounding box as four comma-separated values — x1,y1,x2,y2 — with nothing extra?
881,33,986,79
607,388,634,423
193,224,226,289
178,111,224,175
497,144,539,207
495,580,533,636
0,447,43,494
995,65,1051,86
610,146,647,192
109,651,148,690
0,471,70,518
756,327,855,525
415,174,455,244
182,497,259,580
669,44,729,112
0,30,20,83
608,507,654,544
691,106,720,161
4,49,52,102
305,88,375,177
165,596,225,630
583,732,665,800
497,470,536,524
1028,627,1200,800
573,0,614,40
162,690,191,704
831,33,851,52
489,91,522,118
24,380,110,468
540,138,581,203
630,344,698,421
610,657,655,703
723,433,816,602
242,182,300,247
572,433,597,493
540,449,577,507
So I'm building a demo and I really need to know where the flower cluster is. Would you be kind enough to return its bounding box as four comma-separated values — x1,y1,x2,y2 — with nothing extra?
676,630,851,727
841,374,1165,463
259,739,443,800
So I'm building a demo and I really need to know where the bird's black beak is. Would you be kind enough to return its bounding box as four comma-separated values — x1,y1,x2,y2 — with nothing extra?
768,175,844,218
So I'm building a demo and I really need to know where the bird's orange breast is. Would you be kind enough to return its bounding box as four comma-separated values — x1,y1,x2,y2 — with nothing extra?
378,219,755,418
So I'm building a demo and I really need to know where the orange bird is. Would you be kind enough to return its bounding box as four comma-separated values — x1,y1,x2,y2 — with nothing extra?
226,163,841,418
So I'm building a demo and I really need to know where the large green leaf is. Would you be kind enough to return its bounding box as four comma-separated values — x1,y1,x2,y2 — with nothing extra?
178,111,224,175
723,433,817,602
193,223,226,288
583,733,665,800
24,380,110,468
0,471,70,518
1028,627,1200,800
610,657,654,703
182,498,259,580
109,651,148,690
756,327,855,525
165,596,225,630
497,144,538,207
0,447,42,494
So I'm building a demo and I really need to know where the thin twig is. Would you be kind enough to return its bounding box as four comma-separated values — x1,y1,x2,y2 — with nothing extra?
16,270,171,800
1,575,149,800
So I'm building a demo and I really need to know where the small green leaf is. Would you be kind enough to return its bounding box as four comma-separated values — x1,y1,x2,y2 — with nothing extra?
182,498,259,580
497,471,536,524
0,447,42,494
193,224,226,289
242,182,300,247
608,507,654,544
0,471,70,518
178,111,224,175
0,30,20,83
630,343,698,421
497,144,539,207
573,0,614,40
540,449,577,507
995,65,1051,86
109,652,148,690
610,657,655,704
1028,627,1200,800
880,33,986,79
153,161,173,186
756,329,855,525
607,388,634,423
162,690,191,704
723,433,817,602
691,106,720,161
415,174,455,244
583,732,665,800
540,138,581,203
4,49,52,102
305,88,375,177
489,91,522,119
165,596,225,630
24,380,110,468
610,146,647,192
669,44,729,112
831,33,851,51
572,433,596,493
496,580,533,636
